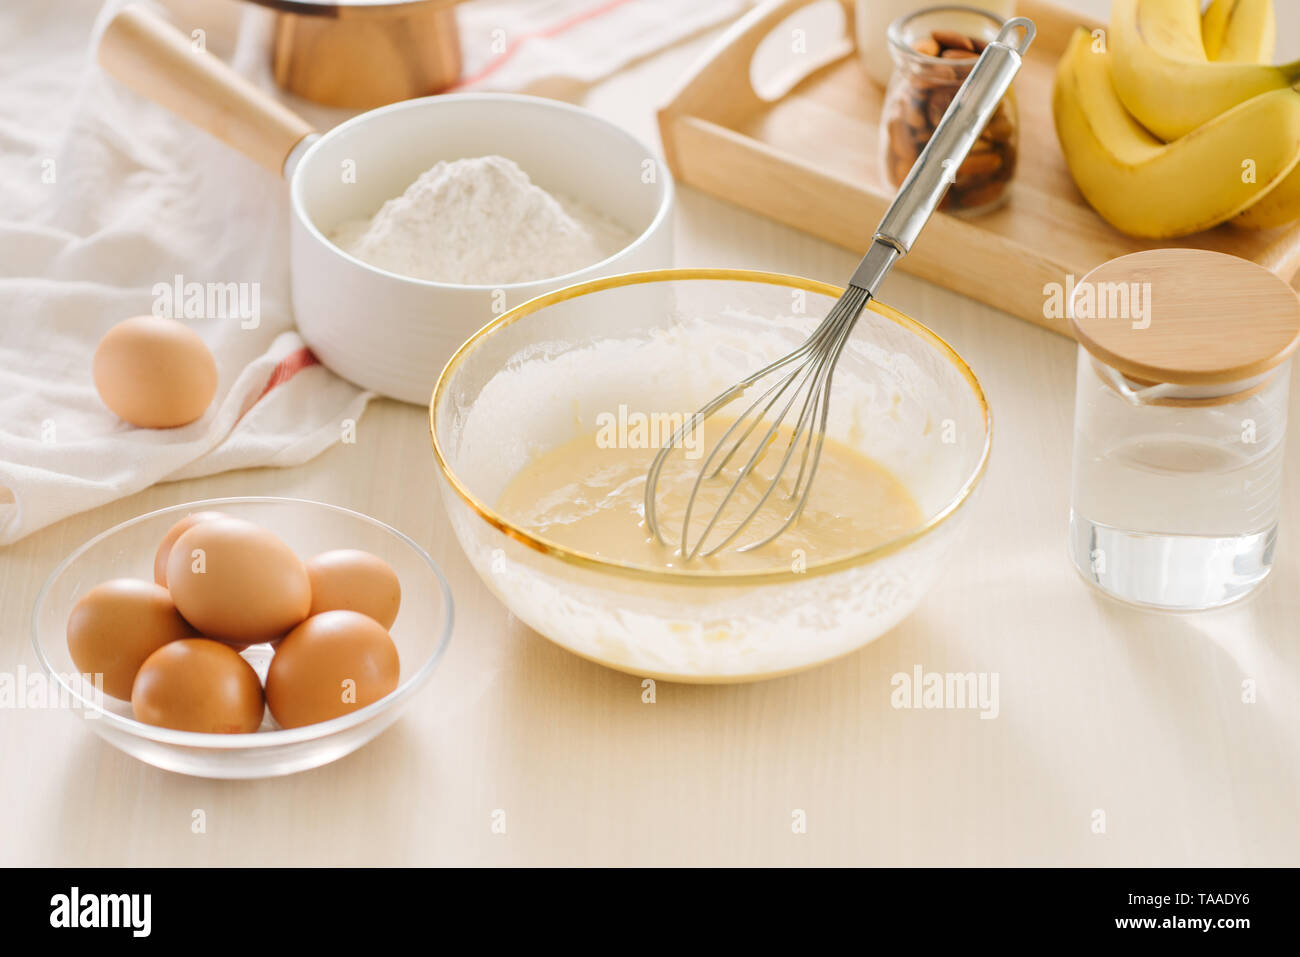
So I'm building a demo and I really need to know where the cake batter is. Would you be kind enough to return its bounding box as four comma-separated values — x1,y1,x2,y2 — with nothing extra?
496,421,923,573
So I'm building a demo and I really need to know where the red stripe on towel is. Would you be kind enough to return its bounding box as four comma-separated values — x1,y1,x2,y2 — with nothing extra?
257,347,320,402
449,0,639,90
233,347,322,425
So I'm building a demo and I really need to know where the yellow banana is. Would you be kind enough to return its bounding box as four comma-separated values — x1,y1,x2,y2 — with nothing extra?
1202,3,1300,228
1234,166,1300,229
1202,0,1275,63
1201,0,1233,59
1052,28,1300,238
1108,0,1300,142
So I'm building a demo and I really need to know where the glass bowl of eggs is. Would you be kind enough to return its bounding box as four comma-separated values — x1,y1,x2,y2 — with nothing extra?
31,497,453,778
430,268,990,683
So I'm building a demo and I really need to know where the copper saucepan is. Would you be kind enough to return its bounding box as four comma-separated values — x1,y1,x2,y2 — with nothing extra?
249,0,468,108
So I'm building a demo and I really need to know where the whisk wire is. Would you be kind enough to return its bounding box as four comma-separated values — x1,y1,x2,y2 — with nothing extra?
683,290,861,518
703,360,809,480
733,295,864,553
703,304,853,482
698,299,866,557
644,308,837,546
645,284,873,559
684,351,829,559
643,307,840,547
668,360,806,547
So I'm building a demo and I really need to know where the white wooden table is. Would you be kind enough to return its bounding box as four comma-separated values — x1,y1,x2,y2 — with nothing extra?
3,0,1298,866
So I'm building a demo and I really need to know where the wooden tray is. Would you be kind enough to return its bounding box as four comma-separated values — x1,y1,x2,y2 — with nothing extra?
658,0,1300,336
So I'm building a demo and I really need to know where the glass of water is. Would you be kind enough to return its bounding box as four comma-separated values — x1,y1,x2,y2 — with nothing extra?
1067,249,1300,610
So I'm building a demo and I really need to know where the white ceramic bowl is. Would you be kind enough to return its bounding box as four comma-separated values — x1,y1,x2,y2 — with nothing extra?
31,498,454,778
290,93,675,404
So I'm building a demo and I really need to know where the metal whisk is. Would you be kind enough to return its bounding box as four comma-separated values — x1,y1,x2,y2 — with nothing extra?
646,17,1034,560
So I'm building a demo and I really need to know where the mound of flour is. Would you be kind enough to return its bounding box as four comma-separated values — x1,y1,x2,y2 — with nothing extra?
330,155,632,285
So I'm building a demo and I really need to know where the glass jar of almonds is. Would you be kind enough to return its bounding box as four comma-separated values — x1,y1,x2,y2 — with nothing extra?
879,5,1019,216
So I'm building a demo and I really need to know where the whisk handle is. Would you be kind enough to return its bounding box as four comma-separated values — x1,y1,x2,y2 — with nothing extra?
872,17,1034,258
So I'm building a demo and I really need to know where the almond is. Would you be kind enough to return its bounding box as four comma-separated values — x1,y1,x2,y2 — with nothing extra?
926,88,956,127
958,150,1003,179
931,29,974,51
913,37,941,57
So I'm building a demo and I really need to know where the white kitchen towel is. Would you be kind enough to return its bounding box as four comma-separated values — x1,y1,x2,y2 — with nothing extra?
454,0,749,92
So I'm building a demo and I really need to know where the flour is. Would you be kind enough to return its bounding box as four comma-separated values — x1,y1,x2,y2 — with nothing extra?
330,155,633,285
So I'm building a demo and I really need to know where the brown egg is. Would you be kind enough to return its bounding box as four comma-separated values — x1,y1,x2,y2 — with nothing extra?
92,315,217,428
153,510,228,586
166,516,311,648
66,579,195,700
266,610,400,729
305,549,401,629
131,639,264,733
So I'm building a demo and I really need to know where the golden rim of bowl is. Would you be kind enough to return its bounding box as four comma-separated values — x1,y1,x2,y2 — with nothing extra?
428,267,992,586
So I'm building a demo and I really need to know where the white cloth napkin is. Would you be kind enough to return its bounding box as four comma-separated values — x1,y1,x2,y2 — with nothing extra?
455,0,749,92
0,0,746,546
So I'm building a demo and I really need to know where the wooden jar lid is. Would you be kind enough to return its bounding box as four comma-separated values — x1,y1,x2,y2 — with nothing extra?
1069,249,1300,387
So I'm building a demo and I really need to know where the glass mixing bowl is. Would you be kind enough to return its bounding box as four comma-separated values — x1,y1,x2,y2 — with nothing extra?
31,497,453,778
430,269,990,682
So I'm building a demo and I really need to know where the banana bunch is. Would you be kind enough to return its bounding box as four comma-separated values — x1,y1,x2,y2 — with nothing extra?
1052,0,1300,238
